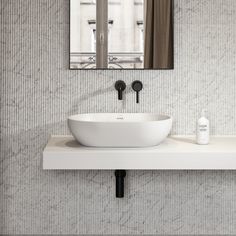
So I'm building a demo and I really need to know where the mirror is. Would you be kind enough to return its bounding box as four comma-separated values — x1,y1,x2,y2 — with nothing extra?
70,0,173,69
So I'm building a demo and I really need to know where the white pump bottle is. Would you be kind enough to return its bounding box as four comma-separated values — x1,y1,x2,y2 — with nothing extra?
196,109,209,145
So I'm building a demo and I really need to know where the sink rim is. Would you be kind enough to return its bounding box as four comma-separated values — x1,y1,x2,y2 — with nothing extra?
68,113,172,123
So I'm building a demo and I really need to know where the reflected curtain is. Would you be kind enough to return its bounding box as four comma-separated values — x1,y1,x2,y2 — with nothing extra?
144,0,173,69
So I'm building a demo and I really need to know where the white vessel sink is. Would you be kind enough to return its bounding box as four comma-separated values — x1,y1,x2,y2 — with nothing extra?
68,113,172,147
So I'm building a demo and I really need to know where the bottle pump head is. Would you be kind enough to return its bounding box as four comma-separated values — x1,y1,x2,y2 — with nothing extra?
201,109,207,117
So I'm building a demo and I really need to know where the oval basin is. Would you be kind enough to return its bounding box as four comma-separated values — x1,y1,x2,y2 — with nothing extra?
68,113,172,147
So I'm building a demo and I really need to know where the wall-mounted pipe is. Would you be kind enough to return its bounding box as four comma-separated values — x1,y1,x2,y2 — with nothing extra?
115,170,126,198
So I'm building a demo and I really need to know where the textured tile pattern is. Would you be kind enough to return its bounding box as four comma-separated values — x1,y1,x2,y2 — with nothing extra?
1,0,236,234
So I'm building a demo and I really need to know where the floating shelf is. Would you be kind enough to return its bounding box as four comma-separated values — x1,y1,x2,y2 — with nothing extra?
43,135,236,170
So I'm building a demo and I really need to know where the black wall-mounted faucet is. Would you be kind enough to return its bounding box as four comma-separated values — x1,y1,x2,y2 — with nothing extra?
132,80,143,103
115,80,126,100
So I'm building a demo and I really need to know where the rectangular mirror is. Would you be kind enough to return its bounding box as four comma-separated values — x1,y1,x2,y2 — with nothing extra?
70,0,173,69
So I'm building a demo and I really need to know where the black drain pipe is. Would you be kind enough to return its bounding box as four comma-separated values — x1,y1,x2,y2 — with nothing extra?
115,170,126,198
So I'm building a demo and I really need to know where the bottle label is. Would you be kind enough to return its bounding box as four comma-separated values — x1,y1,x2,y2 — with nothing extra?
199,124,207,131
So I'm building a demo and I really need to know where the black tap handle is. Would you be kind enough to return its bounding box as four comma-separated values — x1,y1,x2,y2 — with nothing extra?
136,91,139,104
132,80,143,104
118,88,122,100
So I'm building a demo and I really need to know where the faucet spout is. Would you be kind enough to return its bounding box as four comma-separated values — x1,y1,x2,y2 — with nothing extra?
115,80,126,100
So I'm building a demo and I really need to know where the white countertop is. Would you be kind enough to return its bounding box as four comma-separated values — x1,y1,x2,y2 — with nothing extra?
43,135,236,170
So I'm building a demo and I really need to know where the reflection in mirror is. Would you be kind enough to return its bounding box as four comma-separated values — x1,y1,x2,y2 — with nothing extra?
70,0,96,69
70,0,173,69
107,0,144,69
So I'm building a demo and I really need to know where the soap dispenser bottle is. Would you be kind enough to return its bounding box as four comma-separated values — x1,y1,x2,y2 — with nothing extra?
196,109,209,145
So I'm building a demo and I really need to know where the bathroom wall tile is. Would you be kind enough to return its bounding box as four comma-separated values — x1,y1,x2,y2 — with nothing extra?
175,0,236,25
1,0,236,234
1,129,78,234
1,0,69,25
77,171,236,235
1,0,79,234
